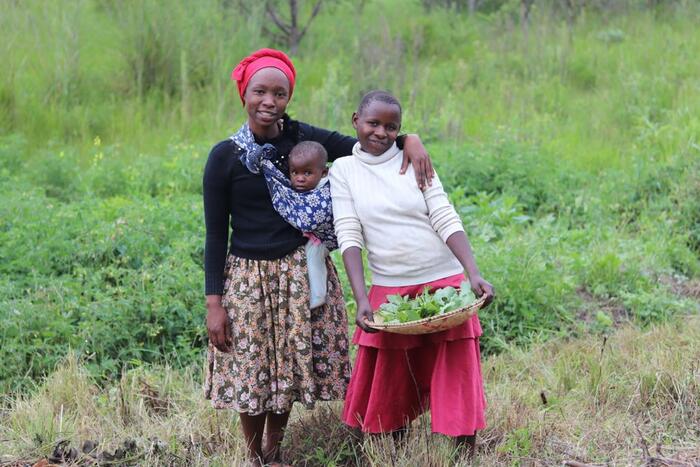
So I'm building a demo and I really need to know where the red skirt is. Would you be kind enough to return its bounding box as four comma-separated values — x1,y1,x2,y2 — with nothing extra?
342,274,487,436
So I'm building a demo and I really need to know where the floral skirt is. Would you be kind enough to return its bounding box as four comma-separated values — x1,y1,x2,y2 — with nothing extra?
204,247,351,414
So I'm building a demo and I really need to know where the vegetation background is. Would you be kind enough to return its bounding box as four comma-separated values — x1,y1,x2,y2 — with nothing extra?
1,0,699,465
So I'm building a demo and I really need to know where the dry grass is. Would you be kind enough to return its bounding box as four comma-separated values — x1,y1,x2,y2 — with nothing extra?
1,316,699,466
0,363,246,466
479,316,700,466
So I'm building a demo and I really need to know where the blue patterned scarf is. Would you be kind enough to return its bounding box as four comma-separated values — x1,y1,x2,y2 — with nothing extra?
230,124,338,250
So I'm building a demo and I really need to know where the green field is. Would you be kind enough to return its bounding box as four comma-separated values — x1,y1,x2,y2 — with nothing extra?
1,0,699,464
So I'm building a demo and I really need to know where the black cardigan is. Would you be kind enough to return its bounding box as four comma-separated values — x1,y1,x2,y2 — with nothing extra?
203,118,357,295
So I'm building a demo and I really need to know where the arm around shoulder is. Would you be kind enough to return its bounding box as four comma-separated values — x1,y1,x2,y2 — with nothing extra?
400,134,434,189
299,122,357,162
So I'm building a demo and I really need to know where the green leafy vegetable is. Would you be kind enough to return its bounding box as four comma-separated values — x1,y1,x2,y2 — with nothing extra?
377,282,478,324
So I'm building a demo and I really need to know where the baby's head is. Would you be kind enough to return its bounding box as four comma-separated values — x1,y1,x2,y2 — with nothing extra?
352,90,402,156
289,141,329,192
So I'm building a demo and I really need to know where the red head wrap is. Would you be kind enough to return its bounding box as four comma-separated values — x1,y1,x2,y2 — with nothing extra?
231,48,296,105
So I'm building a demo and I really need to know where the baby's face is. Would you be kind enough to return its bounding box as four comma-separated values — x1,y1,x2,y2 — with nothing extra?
289,152,328,192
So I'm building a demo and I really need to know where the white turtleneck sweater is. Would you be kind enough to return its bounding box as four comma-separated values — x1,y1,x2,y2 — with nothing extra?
329,142,465,287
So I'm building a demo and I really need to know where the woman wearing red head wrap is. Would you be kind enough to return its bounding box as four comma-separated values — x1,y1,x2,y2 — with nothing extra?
203,48,433,466
231,48,297,104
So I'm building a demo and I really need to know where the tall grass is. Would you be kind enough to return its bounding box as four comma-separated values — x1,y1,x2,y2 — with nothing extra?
1,318,698,465
1,0,699,393
0,0,266,149
1,0,699,169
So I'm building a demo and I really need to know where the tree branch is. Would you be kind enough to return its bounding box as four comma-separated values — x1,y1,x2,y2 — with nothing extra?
290,0,298,30
265,2,291,35
298,0,323,43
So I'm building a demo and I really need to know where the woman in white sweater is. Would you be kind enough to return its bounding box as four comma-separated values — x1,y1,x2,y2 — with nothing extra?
330,90,494,455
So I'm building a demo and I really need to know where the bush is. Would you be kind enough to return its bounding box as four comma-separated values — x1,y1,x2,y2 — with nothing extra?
475,219,578,353
0,185,206,392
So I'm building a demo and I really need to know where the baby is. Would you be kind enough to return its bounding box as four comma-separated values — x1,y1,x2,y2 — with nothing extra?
241,137,336,308
288,141,331,308
289,141,329,193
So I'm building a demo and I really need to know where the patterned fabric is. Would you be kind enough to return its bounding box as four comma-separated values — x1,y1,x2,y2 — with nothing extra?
230,122,278,174
230,123,338,250
265,175,337,250
203,246,351,414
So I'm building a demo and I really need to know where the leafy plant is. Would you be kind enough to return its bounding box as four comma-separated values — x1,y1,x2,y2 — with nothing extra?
377,282,477,324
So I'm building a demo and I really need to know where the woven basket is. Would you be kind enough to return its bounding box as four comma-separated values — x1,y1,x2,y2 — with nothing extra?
365,294,488,335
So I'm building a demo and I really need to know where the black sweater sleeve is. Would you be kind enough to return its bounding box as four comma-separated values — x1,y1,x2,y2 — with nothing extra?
298,122,357,161
203,141,232,295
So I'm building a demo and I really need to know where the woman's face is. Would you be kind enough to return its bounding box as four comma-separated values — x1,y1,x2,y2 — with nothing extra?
352,100,402,156
243,67,290,137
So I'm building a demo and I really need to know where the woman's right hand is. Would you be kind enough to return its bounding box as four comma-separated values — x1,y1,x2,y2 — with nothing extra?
206,298,232,352
356,298,378,333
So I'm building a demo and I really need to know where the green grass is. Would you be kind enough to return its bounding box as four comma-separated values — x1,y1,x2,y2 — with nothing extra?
1,317,698,465
1,2,700,464
2,1,700,166
1,0,700,394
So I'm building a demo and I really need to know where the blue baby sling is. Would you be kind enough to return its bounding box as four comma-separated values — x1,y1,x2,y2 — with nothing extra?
231,123,338,251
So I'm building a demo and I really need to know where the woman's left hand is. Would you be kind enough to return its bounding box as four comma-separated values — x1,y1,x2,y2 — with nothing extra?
470,275,495,307
400,134,434,190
